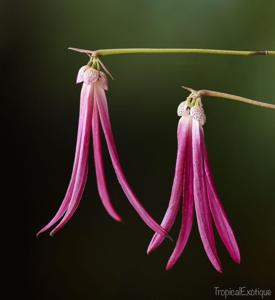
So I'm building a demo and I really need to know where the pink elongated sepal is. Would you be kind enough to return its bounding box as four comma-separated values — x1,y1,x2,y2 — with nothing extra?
49,85,93,236
204,145,241,264
192,120,222,273
36,84,90,236
166,127,194,270
147,116,191,254
92,102,122,222
95,84,167,237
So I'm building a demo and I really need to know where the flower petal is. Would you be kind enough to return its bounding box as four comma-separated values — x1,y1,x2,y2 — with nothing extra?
192,120,222,273
166,131,194,270
95,84,167,236
76,66,87,84
37,84,89,236
49,85,93,236
147,116,190,254
204,146,241,263
92,102,122,222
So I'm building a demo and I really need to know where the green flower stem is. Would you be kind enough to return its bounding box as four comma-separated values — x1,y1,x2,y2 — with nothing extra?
68,47,275,110
182,86,275,110
94,48,275,57
69,47,275,57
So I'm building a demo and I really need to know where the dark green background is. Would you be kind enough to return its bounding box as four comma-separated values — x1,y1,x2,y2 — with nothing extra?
4,0,275,299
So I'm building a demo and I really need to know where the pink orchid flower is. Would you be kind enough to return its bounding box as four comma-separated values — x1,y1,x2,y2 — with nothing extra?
37,65,167,237
147,99,240,272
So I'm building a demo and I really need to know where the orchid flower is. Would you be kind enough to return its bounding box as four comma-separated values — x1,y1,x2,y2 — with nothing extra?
147,96,240,272
37,63,167,237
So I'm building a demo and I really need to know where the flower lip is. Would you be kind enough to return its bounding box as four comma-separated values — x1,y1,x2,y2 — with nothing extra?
83,67,100,84
190,106,206,126
76,65,108,89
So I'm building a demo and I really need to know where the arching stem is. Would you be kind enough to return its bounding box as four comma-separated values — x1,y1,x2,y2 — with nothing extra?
182,86,275,110
69,47,275,57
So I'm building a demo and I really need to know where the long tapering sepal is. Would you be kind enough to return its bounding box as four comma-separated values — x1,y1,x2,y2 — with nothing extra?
192,120,222,273
92,102,122,222
95,85,167,236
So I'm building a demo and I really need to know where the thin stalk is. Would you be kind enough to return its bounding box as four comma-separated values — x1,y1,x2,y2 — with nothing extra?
182,86,275,110
94,48,275,57
69,47,275,57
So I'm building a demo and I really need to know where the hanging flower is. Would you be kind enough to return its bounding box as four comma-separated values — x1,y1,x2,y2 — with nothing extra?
147,95,240,272
37,62,167,237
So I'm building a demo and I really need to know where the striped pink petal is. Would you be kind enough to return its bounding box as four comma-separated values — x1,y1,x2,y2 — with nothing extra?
147,116,190,253
166,127,194,270
95,85,167,236
204,144,240,263
192,120,222,273
92,100,122,222
49,85,93,236
36,84,89,236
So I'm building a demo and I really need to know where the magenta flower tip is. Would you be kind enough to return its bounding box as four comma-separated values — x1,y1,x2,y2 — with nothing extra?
233,253,241,264
113,215,123,223
36,227,48,237
146,244,156,255
165,256,179,271
165,263,173,271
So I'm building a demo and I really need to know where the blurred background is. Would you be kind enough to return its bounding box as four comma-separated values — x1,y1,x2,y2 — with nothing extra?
3,0,275,299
